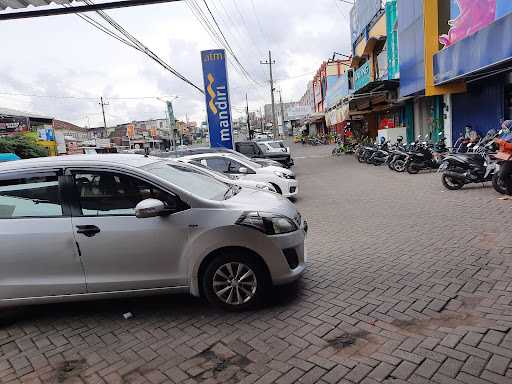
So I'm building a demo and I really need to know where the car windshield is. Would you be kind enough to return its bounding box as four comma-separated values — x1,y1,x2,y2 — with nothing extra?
142,161,230,200
269,142,284,149
187,160,237,180
229,152,262,168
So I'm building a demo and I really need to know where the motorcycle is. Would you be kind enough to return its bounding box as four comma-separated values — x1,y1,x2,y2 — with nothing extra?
368,141,391,166
439,129,508,191
406,134,448,174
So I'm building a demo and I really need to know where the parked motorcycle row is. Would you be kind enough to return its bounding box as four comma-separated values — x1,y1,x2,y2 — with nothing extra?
354,130,512,195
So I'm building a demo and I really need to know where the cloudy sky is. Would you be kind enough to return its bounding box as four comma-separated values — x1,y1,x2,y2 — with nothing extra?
0,0,352,127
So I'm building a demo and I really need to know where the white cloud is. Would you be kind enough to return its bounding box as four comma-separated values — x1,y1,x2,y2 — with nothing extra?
0,0,352,126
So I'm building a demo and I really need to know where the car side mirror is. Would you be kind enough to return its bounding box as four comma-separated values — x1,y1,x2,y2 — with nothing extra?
238,167,249,174
135,198,166,218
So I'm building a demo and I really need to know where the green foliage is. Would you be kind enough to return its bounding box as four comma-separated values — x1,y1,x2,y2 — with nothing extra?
0,135,49,159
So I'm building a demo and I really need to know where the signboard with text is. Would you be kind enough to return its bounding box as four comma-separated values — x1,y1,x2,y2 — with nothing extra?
354,61,371,91
0,116,29,135
201,49,234,149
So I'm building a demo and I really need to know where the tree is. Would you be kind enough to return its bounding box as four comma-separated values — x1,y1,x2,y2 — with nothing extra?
0,135,48,159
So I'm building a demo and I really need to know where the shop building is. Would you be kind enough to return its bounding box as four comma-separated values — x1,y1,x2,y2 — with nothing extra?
349,0,402,140
0,107,57,155
398,0,512,145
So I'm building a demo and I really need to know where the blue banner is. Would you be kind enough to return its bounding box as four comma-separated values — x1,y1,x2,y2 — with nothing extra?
434,11,512,85
201,49,234,149
354,61,371,91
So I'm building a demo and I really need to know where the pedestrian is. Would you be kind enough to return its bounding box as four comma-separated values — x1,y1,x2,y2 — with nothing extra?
498,124,512,194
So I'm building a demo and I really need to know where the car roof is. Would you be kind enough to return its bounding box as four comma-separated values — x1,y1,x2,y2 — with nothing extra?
0,154,163,172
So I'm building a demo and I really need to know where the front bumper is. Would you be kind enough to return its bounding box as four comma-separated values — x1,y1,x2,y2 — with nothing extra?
280,179,298,198
267,221,307,286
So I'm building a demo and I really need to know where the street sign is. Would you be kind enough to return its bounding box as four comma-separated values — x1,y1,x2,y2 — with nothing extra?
201,49,234,149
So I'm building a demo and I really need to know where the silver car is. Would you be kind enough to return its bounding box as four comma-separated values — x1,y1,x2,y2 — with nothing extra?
0,155,307,310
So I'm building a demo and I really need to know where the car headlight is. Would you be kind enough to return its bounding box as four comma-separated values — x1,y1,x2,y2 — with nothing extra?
274,171,292,179
236,212,298,235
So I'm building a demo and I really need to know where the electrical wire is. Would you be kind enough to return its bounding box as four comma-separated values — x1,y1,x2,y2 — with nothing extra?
0,91,179,101
67,0,204,94
186,0,258,85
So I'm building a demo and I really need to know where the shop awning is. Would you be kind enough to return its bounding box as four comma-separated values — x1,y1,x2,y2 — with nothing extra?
0,0,74,10
362,36,386,57
0,0,179,20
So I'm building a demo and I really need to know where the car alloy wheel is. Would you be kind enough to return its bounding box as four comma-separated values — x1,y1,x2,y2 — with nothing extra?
213,262,257,305
203,251,269,311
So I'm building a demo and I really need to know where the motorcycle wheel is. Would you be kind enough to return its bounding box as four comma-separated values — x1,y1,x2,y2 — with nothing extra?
406,162,420,174
393,159,406,173
492,172,508,195
441,174,465,190
357,153,366,163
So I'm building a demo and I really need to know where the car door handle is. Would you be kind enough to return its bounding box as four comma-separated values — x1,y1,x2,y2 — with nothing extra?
76,225,101,237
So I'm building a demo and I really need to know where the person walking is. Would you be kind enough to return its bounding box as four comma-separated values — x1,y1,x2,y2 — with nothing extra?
498,120,512,195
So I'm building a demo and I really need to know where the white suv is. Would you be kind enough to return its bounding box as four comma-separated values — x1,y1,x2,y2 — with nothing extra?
182,152,298,198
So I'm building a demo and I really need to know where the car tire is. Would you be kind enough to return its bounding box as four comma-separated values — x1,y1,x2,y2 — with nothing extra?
202,251,270,311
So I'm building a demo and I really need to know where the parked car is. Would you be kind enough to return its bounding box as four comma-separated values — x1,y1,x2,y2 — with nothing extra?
235,141,294,168
258,140,290,154
181,152,298,198
152,147,285,168
0,153,21,162
0,155,306,310
177,159,277,193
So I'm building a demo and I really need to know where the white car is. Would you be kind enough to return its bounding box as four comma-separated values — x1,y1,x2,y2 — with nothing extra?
177,159,277,193
258,141,290,154
182,152,298,198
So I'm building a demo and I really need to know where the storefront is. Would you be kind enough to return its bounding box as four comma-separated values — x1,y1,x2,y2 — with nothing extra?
0,107,57,155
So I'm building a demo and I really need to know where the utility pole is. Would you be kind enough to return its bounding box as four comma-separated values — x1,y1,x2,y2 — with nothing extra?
279,89,286,138
99,97,109,138
246,93,252,140
260,50,277,139
259,107,264,132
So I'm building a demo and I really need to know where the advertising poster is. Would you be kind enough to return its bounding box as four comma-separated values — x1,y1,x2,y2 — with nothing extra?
201,49,234,149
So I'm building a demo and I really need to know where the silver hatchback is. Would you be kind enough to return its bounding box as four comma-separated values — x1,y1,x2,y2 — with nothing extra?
0,154,307,310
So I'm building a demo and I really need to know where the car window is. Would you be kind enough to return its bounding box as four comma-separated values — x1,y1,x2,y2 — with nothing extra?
143,162,229,201
0,172,62,218
269,142,283,149
238,143,257,156
73,172,174,216
203,157,229,173
226,158,245,173
258,143,269,153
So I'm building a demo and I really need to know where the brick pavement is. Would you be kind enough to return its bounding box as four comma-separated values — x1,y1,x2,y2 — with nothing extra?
2,143,512,384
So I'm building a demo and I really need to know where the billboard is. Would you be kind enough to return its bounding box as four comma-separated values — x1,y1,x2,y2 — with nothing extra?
0,116,29,135
325,74,350,110
350,0,382,44
434,11,512,84
441,0,512,48
201,49,234,149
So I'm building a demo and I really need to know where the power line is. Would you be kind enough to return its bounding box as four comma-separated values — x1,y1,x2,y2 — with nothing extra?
249,0,270,48
69,0,204,94
0,91,180,101
198,0,257,83
185,0,258,85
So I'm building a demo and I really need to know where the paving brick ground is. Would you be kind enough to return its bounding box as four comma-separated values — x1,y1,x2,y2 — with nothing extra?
2,143,512,384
